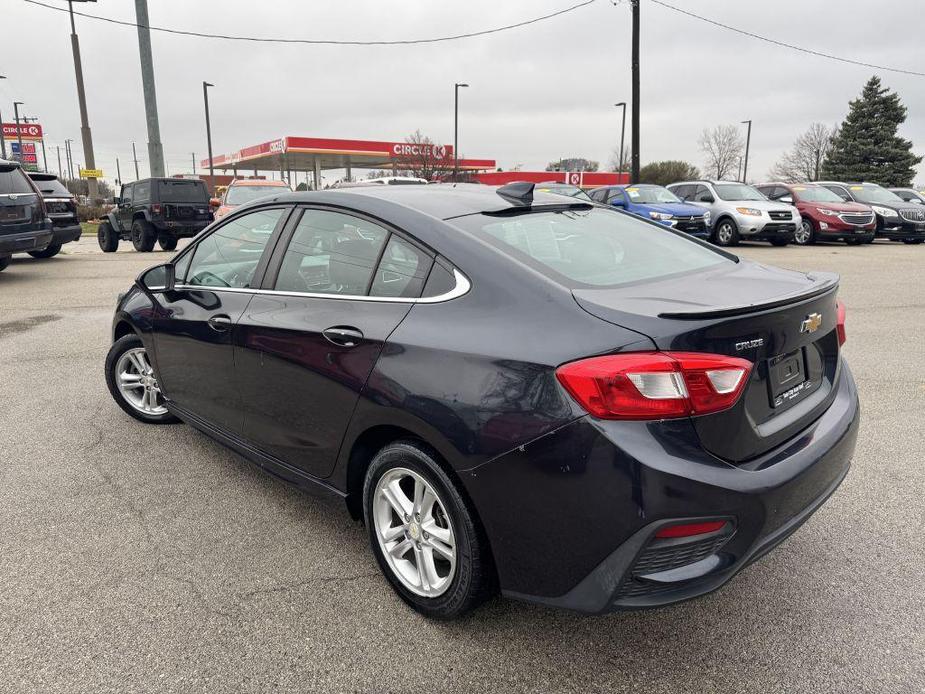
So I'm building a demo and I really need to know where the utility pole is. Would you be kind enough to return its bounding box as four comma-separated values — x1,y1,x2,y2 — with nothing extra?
66,0,100,199
741,120,752,183
630,0,640,183
454,82,468,181
40,140,48,172
203,81,215,192
116,157,121,186
57,146,63,178
615,102,627,177
13,102,24,162
191,152,196,175
134,0,165,177
132,142,140,179
0,75,6,160
65,139,74,180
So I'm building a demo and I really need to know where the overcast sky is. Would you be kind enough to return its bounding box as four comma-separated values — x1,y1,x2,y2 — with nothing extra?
2,0,923,186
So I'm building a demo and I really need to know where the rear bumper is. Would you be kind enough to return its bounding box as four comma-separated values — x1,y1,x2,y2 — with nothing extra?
464,361,859,614
0,227,54,255
152,219,211,236
50,222,82,245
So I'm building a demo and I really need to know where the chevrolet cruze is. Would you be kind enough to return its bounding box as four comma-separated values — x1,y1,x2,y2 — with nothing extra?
105,183,860,618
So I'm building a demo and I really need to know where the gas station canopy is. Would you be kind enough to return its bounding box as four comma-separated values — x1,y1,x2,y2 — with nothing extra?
201,136,496,183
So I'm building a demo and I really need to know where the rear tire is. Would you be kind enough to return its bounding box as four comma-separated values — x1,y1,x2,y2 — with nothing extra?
714,218,739,247
105,334,179,425
0,256,10,272
363,440,495,619
158,235,178,251
98,221,119,253
131,219,156,252
28,243,62,259
902,239,924,245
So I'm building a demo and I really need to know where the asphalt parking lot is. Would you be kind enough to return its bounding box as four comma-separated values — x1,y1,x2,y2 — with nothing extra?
1,235,923,693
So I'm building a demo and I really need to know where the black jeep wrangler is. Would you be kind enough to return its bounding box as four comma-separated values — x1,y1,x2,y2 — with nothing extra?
98,178,213,253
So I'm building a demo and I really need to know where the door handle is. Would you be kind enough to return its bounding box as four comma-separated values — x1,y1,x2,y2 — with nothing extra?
208,314,233,331
323,326,364,347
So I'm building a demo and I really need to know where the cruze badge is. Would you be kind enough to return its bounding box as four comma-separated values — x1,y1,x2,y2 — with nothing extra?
800,313,823,334
735,338,764,351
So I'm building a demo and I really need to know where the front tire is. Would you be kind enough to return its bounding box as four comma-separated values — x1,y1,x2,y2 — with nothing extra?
714,218,739,246
105,334,179,424
902,239,924,245
98,221,119,253
770,238,790,247
795,219,815,245
363,440,495,619
158,234,178,251
28,243,62,259
0,256,10,272
131,219,156,252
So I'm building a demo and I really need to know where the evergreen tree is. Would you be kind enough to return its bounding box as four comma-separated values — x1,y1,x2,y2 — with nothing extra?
821,76,921,186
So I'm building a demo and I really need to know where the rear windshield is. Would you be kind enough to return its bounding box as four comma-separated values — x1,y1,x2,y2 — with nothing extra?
455,207,730,288
29,176,71,196
225,184,286,205
157,180,208,203
0,166,36,195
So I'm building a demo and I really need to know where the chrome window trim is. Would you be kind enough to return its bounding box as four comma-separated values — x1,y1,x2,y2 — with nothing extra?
174,268,471,304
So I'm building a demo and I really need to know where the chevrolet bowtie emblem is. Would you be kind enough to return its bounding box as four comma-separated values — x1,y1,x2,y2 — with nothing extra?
800,313,823,334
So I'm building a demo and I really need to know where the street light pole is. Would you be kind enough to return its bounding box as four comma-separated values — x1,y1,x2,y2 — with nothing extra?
0,75,6,160
13,102,24,163
66,0,100,199
741,120,752,183
453,82,468,181
630,0,640,183
132,142,140,180
203,81,215,192
614,102,627,177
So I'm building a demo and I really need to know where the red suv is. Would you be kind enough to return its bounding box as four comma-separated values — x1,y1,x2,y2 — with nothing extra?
756,182,876,246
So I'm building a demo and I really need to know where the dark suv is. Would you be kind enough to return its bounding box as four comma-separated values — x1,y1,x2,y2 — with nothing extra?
98,178,213,253
817,181,925,244
0,158,53,272
27,172,82,258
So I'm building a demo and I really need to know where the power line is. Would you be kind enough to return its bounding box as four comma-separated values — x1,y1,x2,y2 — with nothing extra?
650,0,925,78
22,0,598,45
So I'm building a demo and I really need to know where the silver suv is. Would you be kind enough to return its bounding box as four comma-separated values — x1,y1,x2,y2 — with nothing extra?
667,180,801,247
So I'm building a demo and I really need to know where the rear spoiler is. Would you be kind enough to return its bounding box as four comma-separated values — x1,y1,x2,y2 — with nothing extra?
658,273,839,319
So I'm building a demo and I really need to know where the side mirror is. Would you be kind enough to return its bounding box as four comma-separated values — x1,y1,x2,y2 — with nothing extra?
138,262,175,293
112,196,121,205
609,198,625,207
698,195,714,203
209,197,221,208
780,195,793,204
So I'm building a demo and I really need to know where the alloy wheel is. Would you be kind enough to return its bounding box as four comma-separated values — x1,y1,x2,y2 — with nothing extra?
373,467,457,598
795,220,813,245
115,347,167,416
717,223,734,245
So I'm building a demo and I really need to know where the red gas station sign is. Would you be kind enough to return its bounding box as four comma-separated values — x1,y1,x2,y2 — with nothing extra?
2,123,44,140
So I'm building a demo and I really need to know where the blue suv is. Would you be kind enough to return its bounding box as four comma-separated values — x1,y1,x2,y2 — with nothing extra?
590,184,711,238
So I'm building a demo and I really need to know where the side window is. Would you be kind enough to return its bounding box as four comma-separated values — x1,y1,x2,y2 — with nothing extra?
173,249,192,283
590,188,608,202
135,181,151,203
755,186,772,198
607,189,625,203
823,185,849,201
185,207,283,288
122,185,133,205
694,185,713,203
672,185,691,201
274,209,388,296
421,260,457,298
370,235,431,298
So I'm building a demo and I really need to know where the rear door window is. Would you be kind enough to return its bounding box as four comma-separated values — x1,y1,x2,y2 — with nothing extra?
370,235,431,298
455,207,730,288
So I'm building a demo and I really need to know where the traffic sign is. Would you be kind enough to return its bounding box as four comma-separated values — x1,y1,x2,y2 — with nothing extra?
80,168,103,179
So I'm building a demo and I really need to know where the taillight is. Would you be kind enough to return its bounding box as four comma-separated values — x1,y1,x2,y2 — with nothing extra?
836,301,846,346
151,203,163,215
655,520,728,539
555,351,753,420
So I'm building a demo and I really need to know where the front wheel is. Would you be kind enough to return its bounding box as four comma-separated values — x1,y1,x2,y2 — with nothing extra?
363,441,495,619
131,219,156,252
28,243,62,259
794,219,815,245
902,239,924,245
98,221,119,253
714,218,739,246
104,334,179,424
770,238,790,247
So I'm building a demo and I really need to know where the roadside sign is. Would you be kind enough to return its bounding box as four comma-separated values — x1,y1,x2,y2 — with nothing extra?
10,142,39,171
80,168,103,179
1,122,44,140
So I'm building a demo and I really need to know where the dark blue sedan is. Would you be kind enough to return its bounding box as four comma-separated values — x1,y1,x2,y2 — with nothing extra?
591,183,712,238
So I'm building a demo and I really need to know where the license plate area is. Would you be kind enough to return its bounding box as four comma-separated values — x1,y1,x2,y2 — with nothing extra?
1,207,25,221
768,348,810,409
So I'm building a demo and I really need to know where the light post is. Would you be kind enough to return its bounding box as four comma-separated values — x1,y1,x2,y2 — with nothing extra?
66,0,100,199
0,75,6,159
741,119,752,183
203,81,215,192
615,102,627,177
453,82,468,181
13,101,24,163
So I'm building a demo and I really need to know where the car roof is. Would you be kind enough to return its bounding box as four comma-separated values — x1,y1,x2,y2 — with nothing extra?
240,183,587,221
228,179,289,187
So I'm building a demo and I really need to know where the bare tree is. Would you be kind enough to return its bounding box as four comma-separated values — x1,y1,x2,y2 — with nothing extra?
699,125,744,180
769,123,834,182
608,145,632,173
391,130,455,181
545,157,599,172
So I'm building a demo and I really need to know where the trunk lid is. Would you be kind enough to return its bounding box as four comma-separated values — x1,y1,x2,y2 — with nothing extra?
573,260,842,462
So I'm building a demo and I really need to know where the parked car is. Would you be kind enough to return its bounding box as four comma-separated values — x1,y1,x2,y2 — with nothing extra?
26,172,82,258
104,183,859,618
755,182,875,246
97,178,214,253
0,158,52,272
535,182,593,202
213,178,291,221
817,182,925,244
889,188,925,206
333,176,428,189
590,184,711,238
667,180,799,247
